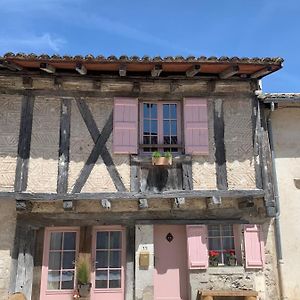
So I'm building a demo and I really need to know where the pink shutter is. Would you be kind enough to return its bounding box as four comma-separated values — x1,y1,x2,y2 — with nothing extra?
244,224,265,269
184,98,209,155
113,97,138,154
186,225,208,269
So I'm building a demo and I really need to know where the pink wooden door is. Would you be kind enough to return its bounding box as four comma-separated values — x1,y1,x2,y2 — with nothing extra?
40,227,79,300
154,225,188,300
91,226,125,300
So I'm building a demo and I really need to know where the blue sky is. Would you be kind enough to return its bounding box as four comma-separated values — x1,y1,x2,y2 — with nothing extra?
0,0,299,92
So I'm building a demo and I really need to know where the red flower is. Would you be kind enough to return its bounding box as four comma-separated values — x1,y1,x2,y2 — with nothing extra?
226,249,236,256
209,250,219,257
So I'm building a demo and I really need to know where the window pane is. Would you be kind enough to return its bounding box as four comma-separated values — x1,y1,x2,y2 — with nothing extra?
110,232,121,249
151,120,157,134
96,251,108,268
171,120,177,135
63,232,76,250
47,271,60,290
110,251,121,268
50,232,62,250
97,232,109,249
208,238,221,250
62,251,75,269
164,136,171,144
109,270,121,288
222,225,233,236
222,237,235,250
171,136,177,144
143,136,150,144
61,271,74,289
144,104,150,118
151,136,158,144
143,120,150,135
208,225,221,237
163,104,169,119
150,104,157,118
163,120,170,135
95,270,108,288
170,104,177,119
49,252,61,270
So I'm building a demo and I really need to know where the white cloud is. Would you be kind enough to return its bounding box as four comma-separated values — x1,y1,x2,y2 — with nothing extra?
0,33,66,53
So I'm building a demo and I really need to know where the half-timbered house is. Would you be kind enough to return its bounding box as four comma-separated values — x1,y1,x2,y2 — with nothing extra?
0,53,283,300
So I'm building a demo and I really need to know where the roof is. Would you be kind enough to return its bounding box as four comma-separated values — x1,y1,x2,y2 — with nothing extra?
258,93,300,103
0,53,283,79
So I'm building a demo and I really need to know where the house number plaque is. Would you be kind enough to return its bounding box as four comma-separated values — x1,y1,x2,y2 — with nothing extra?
166,232,174,242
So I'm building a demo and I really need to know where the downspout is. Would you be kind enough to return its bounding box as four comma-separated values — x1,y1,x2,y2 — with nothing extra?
266,103,287,300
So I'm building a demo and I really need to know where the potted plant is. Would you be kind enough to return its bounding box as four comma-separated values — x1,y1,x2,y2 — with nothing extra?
152,151,172,166
225,249,237,266
209,250,219,267
76,253,91,297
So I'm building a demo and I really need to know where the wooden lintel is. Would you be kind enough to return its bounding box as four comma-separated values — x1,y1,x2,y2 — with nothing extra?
219,65,239,79
40,62,56,74
119,64,127,77
151,64,162,77
186,64,201,77
0,189,265,201
0,60,23,71
250,66,273,79
75,62,87,75
0,87,254,100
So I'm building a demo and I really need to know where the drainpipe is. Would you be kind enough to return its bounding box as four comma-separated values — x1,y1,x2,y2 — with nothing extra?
266,103,287,300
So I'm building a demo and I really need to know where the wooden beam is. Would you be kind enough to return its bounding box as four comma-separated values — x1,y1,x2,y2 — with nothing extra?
57,99,71,194
130,157,139,192
0,60,22,71
119,64,127,77
214,99,228,190
14,226,36,299
40,62,56,74
0,189,265,201
151,64,162,77
250,66,273,78
14,95,35,192
125,226,135,300
219,65,239,79
186,64,201,77
75,98,126,192
0,87,254,100
75,62,87,75
182,160,193,190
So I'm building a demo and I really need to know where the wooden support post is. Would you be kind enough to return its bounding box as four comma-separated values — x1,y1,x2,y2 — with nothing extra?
75,62,87,75
14,226,36,299
213,99,228,190
0,60,22,71
151,64,162,77
186,64,201,77
125,225,135,300
182,160,193,190
14,94,34,193
219,65,239,79
253,97,263,189
40,62,56,74
130,157,139,192
250,66,273,79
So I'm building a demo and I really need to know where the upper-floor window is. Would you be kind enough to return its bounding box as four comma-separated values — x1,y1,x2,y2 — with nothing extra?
140,102,181,153
113,97,209,155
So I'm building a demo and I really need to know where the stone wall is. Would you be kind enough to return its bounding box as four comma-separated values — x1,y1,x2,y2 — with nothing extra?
0,200,16,300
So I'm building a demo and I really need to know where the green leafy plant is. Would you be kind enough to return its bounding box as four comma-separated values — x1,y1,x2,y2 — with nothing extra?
152,151,162,158
76,254,91,285
164,151,172,159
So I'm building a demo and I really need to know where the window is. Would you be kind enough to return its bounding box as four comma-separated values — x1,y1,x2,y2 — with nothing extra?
207,224,236,266
140,102,181,153
46,230,78,290
95,230,123,289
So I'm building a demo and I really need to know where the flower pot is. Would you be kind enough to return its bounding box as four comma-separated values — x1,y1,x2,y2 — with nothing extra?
78,283,91,297
152,157,172,166
227,257,237,266
209,259,219,267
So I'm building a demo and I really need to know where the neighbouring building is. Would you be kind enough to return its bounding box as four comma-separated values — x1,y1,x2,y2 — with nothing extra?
258,93,300,300
0,53,285,300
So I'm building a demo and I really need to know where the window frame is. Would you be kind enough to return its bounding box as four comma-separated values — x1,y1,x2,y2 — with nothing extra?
207,224,240,266
139,101,182,154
